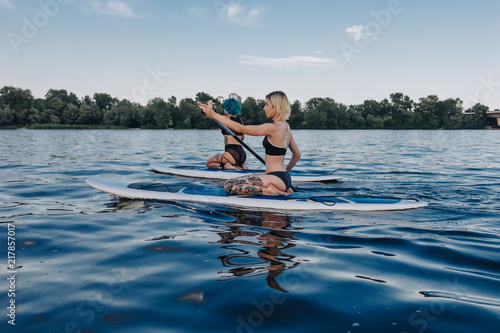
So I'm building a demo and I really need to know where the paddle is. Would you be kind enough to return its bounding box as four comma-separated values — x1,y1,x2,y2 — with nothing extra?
211,117,265,165
329,167,342,175
206,107,298,193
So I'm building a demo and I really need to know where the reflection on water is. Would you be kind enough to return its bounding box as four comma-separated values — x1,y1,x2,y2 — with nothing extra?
214,210,302,293
109,198,302,293
176,290,205,303
108,198,146,212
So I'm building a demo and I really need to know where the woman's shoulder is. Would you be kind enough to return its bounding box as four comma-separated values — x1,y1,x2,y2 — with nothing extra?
275,121,289,130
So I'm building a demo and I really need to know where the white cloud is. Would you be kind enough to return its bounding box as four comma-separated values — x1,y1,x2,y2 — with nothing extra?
346,25,365,41
346,25,378,41
187,5,204,18
239,55,335,68
87,0,137,18
224,4,267,26
226,3,243,19
0,0,13,8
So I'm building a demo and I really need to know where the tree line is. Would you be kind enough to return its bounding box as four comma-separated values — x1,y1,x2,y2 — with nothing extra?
0,86,491,130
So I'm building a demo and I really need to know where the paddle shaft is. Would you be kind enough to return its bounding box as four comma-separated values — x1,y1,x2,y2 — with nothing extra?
212,117,265,164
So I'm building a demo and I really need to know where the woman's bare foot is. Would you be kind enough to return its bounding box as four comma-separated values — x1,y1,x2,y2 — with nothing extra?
262,184,290,196
223,163,242,170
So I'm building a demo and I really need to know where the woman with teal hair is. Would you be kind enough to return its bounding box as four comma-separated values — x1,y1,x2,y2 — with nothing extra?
205,98,248,170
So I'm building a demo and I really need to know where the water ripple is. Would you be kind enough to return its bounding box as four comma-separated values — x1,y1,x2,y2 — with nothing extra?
420,291,500,307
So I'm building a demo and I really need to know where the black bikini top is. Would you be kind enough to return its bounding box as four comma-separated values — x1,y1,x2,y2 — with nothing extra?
221,116,243,136
262,122,288,156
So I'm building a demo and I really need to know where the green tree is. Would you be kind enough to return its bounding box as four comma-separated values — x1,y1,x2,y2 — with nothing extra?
378,99,392,124
305,101,328,129
94,93,116,113
62,103,79,124
44,89,81,125
390,92,413,111
356,99,382,121
45,89,82,124
141,102,155,128
288,100,303,128
0,86,34,125
42,107,60,124
147,97,172,129
33,98,47,123
193,93,216,128
167,96,178,127
75,104,92,125
81,95,103,125
83,95,93,107
241,97,266,125
303,97,327,129
170,96,187,129
45,89,79,106
366,114,384,128
116,100,141,128
177,98,198,129
195,92,213,104
25,107,41,126
103,108,117,126
383,115,394,128
388,93,415,128
439,98,463,129
325,99,349,129
304,97,324,112
348,108,365,128
414,95,440,129
470,103,489,128
46,97,66,121
0,86,34,112
0,105,14,127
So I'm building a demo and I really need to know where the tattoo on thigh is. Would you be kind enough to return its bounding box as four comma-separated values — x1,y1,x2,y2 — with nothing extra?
247,176,264,185
241,186,263,195
225,176,264,195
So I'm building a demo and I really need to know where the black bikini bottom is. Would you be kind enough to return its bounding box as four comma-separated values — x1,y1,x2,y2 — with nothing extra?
225,144,246,167
267,171,292,190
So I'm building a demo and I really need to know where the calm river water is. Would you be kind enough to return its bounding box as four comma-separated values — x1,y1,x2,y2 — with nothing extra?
1,129,499,333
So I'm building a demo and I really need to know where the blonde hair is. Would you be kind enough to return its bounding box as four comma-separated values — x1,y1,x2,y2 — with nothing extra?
266,91,291,122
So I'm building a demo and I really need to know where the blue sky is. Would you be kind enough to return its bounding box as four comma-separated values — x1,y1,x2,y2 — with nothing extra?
1,0,499,109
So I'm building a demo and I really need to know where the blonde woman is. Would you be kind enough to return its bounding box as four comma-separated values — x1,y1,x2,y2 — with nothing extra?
200,91,300,196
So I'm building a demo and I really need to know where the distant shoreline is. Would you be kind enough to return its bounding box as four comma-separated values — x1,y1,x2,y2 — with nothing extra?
1,126,493,131
1,86,497,130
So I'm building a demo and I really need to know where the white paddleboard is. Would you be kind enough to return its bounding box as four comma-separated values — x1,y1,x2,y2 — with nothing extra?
150,163,342,183
87,177,428,212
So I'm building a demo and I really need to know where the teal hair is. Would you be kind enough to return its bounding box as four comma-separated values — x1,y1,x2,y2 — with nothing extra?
222,98,241,116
